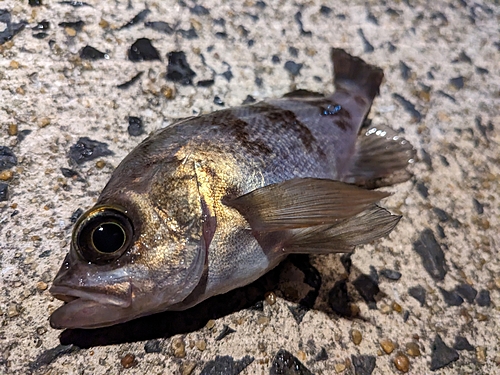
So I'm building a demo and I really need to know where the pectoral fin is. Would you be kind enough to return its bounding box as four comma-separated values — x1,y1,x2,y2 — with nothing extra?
224,178,389,232
224,178,400,255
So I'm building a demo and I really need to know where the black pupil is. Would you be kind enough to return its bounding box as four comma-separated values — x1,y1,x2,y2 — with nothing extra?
92,223,125,253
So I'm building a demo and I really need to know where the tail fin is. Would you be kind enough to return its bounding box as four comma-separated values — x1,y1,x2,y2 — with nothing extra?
331,48,384,101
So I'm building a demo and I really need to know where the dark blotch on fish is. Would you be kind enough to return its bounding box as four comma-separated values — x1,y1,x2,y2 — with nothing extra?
166,51,196,85
68,137,113,164
128,38,160,62
270,349,313,375
351,354,376,375
80,45,107,60
413,229,447,281
200,355,253,375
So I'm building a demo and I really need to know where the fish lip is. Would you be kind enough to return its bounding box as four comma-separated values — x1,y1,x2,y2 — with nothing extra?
49,285,132,308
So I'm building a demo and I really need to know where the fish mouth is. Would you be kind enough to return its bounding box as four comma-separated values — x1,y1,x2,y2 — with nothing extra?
49,285,135,329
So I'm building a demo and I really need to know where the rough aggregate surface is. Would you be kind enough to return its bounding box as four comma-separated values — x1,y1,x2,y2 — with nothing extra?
0,0,499,374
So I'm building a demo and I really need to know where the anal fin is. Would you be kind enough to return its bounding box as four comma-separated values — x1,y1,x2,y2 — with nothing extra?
345,125,416,189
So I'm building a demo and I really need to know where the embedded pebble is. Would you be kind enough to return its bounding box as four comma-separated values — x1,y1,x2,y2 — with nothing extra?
265,291,277,305
205,319,215,329
284,61,303,76
408,285,426,306
80,45,107,60
128,38,160,62
144,339,162,353
180,361,197,375
405,342,421,357
0,183,8,201
120,353,137,369
171,337,186,358
7,303,19,317
430,335,459,371
36,281,48,291
215,324,236,340
328,279,351,317
270,349,312,375
393,353,410,373
8,124,18,136
455,284,477,303
195,339,206,351
334,362,346,373
380,269,402,280
166,51,196,85
352,274,380,306
476,289,491,306
0,170,13,181
351,329,362,345
439,287,464,306
413,229,447,281
453,336,474,351
127,116,144,136
380,339,396,354
351,355,376,375
68,137,113,164
0,146,17,171
201,355,254,375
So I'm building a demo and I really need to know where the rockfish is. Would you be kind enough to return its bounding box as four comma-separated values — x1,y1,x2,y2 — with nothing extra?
50,48,415,329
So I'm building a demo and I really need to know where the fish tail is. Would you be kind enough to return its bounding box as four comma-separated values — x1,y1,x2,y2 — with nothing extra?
331,48,384,101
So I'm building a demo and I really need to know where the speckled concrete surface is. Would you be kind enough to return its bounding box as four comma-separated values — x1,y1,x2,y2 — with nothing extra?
1,0,499,374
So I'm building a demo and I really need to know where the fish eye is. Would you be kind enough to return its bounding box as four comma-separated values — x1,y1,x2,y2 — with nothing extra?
73,205,134,264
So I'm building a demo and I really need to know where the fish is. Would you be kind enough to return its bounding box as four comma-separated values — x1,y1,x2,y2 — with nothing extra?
49,48,415,329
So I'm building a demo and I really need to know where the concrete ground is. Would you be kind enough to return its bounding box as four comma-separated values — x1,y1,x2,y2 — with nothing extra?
0,0,498,374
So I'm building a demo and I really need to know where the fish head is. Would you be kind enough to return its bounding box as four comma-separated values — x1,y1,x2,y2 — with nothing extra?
50,159,207,329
